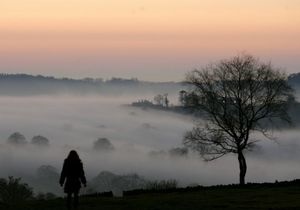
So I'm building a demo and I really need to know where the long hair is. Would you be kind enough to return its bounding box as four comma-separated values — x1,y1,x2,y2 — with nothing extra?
66,150,81,163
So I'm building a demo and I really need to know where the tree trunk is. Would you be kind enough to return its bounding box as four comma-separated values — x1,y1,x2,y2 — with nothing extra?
238,151,247,185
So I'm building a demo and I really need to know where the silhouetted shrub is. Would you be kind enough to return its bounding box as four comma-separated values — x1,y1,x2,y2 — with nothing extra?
149,147,188,157
93,138,114,151
35,165,60,195
36,192,57,200
90,171,147,193
36,165,59,181
31,135,49,146
146,179,178,190
82,191,113,198
0,177,33,208
7,132,27,145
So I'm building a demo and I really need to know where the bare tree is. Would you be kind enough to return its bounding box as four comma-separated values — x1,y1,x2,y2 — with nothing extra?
154,94,164,106
154,93,169,107
183,54,293,185
31,135,50,147
7,132,27,145
93,138,115,151
164,93,169,107
179,90,187,106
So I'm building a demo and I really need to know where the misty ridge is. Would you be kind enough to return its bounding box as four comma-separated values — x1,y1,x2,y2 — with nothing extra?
0,74,184,96
1,72,300,197
1,73,300,96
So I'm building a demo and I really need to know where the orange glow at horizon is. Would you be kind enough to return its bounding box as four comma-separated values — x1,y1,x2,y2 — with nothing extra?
0,0,300,81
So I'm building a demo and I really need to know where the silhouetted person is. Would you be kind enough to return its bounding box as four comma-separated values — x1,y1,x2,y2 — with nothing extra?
60,150,86,210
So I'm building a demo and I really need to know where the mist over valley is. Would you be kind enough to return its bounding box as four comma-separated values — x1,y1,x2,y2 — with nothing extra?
1,74,300,195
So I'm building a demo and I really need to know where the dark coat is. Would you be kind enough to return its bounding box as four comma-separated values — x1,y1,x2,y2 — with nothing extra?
59,159,86,194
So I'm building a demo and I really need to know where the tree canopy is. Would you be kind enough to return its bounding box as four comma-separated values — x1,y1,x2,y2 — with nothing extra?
183,54,293,185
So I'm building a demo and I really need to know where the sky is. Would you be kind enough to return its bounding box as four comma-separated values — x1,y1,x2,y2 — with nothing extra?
0,0,299,81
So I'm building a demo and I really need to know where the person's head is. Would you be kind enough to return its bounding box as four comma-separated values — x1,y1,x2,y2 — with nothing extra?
66,150,81,162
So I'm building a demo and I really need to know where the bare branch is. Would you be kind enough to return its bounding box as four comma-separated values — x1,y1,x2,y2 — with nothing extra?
183,54,293,162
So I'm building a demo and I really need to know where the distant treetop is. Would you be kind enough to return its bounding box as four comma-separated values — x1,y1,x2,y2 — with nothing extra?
7,132,27,145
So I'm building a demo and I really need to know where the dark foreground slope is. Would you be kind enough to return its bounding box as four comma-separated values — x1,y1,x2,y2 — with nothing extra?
18,183,300,210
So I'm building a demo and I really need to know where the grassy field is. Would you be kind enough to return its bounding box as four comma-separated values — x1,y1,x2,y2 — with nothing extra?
10,183,299,210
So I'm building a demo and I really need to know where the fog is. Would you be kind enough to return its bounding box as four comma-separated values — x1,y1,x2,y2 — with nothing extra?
0,95,300,194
